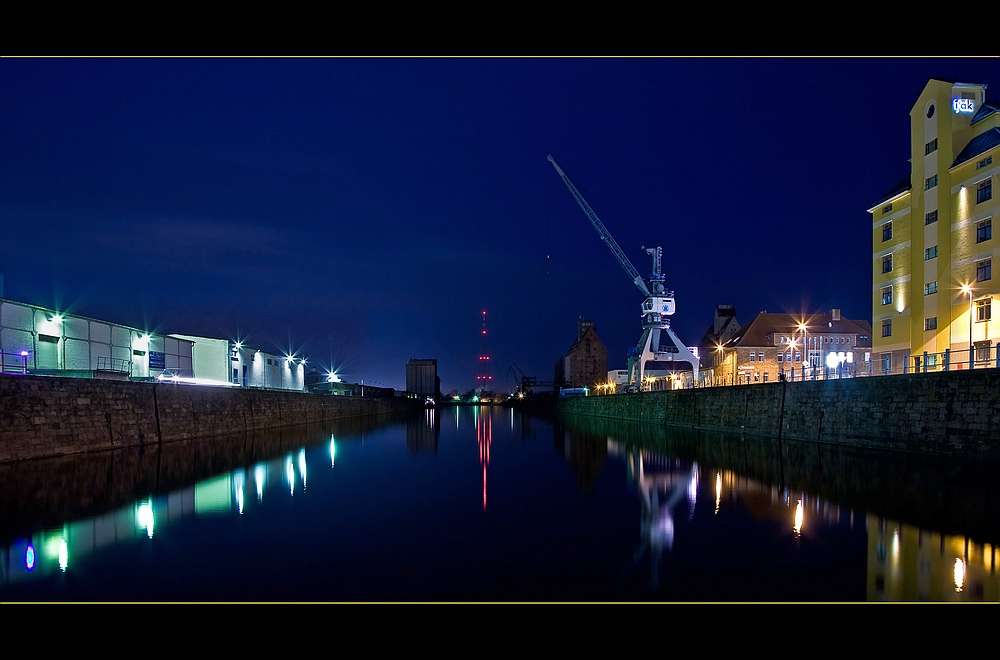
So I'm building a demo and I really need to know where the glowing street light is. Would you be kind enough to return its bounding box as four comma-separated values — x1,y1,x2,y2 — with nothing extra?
797,322,809,374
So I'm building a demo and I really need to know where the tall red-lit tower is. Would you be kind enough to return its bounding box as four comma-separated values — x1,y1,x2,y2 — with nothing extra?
476,310,493,390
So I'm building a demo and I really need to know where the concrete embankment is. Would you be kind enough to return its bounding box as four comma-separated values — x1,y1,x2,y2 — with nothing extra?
559,370,1000,459
0,374,423,462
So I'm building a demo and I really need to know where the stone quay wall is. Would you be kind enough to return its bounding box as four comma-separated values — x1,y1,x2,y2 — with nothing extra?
0,374,422,462
559,370,1000,459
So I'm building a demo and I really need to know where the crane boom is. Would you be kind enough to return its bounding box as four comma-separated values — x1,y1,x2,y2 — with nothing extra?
547,155,650,297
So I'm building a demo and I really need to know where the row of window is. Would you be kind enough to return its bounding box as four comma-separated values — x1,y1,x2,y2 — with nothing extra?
883,261,990,306
881,254,991,281
883,214,990,244
777,335,852,345
922,175,992,200
923,300,993,331
885,299,993,338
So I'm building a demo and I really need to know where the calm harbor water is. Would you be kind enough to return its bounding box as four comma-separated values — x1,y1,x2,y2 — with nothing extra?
1,406,997,602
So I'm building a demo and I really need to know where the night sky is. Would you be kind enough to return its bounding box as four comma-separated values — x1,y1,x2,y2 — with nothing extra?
2,58,998,393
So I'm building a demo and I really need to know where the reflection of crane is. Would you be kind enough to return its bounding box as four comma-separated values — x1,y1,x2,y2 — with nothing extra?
629,453,699,589
548,156,699,390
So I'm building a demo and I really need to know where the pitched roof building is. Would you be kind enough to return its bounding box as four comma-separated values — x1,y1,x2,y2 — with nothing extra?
705,310,872,386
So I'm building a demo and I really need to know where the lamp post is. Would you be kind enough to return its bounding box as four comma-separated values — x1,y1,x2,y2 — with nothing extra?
961,284,974,369
798,322,808,378
786,338,799,381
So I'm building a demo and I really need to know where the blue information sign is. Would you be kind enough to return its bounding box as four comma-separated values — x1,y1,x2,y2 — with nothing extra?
149,351,165,369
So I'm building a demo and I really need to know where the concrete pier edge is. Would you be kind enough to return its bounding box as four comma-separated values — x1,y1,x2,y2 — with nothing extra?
559,369,1000,460
0,374,423,463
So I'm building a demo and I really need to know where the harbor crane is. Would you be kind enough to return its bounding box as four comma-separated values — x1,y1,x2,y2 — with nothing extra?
547,155,699,391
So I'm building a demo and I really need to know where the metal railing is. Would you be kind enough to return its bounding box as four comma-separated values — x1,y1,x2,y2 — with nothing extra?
898,343,1000,375
96,356,133,374
0,350,30,374
696,342,1000,388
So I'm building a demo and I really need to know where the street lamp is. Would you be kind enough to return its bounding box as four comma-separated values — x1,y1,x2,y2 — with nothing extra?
786,337,799,381
798,322,809,377
961,284,974,369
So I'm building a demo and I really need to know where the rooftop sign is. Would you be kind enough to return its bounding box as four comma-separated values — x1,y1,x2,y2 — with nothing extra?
953,98,976,114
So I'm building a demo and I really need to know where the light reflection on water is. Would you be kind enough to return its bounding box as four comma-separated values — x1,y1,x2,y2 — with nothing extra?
0,406,997,601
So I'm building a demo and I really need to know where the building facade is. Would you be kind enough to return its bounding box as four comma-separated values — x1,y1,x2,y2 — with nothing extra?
870,79,999,373
556,319,608,389
406,358,440,399
0,298,304,390
707,310,872,386
0,298,193,379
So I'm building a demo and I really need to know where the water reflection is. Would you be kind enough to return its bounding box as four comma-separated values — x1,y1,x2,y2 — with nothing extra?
867,517,997,601
2,406,998,601
1,439,323,588
619,448,697,587
476,406,492,510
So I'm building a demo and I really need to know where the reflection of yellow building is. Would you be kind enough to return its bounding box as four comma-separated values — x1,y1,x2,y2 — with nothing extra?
869,80,999,373
866,515,999,601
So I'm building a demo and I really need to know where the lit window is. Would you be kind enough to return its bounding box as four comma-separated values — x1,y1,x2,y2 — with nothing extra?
977,258,992,282
882,222,892,242
925,210,938,225
977,178,992,204
978,156,993,170
977,218,992,243
925,174,938,190
924,317,937,331
881,319,892,337
924,281,938,295
881,286,892,305
925,138,938,155
924,245,938,260
976,298,992,322
882,254,893,273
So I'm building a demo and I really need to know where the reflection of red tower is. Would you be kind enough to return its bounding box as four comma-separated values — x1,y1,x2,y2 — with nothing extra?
476,310,492,389
476,407,492,510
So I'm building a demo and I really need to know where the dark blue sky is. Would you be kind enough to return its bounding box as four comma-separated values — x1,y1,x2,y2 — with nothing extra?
2,58,998,392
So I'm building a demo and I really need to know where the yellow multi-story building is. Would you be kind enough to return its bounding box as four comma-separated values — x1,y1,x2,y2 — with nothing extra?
870,79,999,373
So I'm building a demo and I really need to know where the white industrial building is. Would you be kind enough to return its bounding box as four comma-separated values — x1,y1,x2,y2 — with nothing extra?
0,298,304,391
0,298,192,379
174,333,305,391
